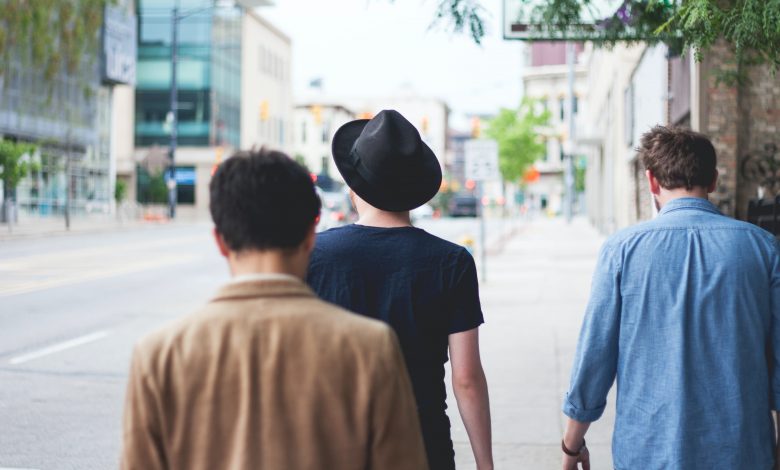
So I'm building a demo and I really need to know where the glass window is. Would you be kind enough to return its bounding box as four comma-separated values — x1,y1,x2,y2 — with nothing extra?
559,97,565,121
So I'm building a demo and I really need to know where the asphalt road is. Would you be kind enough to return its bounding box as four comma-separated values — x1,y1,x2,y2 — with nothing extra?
0,217,510,470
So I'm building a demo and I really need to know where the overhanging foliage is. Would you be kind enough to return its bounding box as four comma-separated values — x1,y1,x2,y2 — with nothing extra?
435,0,780,69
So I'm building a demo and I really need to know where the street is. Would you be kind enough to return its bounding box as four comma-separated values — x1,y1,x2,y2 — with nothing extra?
0,216,615,469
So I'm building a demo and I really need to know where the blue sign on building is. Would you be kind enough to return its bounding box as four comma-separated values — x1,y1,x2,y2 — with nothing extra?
166,167,196,186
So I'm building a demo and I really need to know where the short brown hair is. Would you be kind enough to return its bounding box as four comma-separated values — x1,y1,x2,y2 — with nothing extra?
638,126,717,190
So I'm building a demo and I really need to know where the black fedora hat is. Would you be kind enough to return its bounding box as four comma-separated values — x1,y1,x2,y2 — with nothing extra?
332,109,442,212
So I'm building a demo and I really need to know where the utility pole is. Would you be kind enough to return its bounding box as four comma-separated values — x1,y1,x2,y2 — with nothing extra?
478,182,487,283
563,41,577,224
167,2,179,219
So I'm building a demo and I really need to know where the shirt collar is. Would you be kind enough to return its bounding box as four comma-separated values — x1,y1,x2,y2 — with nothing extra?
658,197,721,217
228,272,301,285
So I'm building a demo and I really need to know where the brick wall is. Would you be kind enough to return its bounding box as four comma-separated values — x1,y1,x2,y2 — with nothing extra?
702,42,740,217
700,42,780,220
738,62,780,207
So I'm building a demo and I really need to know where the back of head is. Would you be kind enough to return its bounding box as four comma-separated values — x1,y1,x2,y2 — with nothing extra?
209,148,321,252
639,126,717,190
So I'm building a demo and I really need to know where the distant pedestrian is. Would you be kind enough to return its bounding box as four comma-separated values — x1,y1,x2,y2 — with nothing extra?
307,110,493,470
120,149,427,470
561,126,780,469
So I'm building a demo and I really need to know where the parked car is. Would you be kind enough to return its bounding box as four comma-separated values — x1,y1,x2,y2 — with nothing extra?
411,203,435,221
448,193,478,217
316,187,354,232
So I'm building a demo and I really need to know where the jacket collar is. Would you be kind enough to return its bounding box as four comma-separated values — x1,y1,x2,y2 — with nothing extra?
211,277,316,303
658,197,721,217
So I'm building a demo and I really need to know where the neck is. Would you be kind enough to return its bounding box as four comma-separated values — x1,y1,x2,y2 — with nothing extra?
656,187,709,210
356,208,412,228
227,249,306,280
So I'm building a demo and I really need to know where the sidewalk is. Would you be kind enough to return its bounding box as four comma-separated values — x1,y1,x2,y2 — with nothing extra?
446,216,616,469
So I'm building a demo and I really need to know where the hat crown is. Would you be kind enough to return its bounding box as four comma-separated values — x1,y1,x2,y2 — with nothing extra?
331,108,442,212
354,110,422,175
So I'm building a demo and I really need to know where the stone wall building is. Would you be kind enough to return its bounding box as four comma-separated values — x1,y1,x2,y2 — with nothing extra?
580,40,780,234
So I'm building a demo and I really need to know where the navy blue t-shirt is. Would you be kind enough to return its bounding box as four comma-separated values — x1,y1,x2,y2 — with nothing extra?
307,224,484,469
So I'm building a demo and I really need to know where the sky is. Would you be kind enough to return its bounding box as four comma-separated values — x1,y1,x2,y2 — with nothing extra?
259,0,526,130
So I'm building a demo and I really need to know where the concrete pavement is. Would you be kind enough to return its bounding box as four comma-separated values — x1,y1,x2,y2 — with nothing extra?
447,216,616,470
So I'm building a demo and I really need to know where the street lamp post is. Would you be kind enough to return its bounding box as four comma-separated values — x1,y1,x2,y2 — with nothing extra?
563,41,577,224
167,3,180,220
165,0,256,219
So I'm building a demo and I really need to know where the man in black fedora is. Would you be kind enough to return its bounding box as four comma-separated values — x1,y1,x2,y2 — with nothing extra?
307,110,493,470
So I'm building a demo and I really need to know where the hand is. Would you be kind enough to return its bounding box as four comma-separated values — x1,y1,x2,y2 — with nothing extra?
561,446,590,470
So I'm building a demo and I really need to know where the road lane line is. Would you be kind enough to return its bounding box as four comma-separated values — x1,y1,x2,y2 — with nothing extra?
8,330,111,365
0,234,204,270
0,253,197,297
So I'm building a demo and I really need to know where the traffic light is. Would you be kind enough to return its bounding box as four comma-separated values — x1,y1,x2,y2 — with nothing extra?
211,146,224,176
357,111,373,119
310,105,322,124
421,115,429,133
470,117,481,138
465,179,476,190
260,100,269,121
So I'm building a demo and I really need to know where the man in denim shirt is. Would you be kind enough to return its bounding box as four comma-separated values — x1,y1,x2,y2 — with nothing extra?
561,126,780,470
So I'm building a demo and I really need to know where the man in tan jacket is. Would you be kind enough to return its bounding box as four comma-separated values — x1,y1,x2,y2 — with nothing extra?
120,148,428,470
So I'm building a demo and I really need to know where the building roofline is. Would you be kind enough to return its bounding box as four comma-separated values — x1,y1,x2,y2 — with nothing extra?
295,103,355,116
244,9,291,44
522,64,588,80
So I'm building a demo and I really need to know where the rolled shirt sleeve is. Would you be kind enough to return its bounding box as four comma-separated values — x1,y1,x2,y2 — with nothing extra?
563,240,622,422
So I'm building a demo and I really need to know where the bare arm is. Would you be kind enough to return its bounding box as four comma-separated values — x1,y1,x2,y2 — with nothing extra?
449,327,492,470
562,418,591,470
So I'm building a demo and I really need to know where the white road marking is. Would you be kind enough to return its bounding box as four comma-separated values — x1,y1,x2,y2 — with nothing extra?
0,467,41,469
8,330,111,365
0,254,197,297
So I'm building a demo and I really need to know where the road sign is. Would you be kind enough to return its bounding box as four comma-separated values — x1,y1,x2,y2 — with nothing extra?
502,0,674,41
465,139,500,181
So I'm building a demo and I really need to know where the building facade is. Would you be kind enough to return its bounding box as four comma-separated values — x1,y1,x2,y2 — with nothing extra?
346,90,450,172
132,0,290,215
579,40,778,235
292,103,355,184
0,2,136,222
521,42,587,215
578,43,650,234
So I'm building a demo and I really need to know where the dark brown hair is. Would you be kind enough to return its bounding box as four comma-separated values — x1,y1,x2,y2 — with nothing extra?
638,126,717,190
209,148,321,252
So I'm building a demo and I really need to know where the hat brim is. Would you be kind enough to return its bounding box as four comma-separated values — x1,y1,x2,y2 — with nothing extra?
331,120,442,212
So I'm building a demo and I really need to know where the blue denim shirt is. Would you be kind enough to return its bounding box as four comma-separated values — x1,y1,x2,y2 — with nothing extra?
564,198,780,470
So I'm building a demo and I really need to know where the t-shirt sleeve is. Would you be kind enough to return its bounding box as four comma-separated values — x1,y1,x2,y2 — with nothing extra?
448,249,484,334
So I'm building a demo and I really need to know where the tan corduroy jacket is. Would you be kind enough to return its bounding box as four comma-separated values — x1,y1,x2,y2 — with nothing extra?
120,278,428,470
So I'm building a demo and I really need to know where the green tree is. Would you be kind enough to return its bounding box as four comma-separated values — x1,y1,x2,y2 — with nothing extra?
0,139,38,229
0,0,109,86
435,0,780,69
115,178,128,203
485,99,550,183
